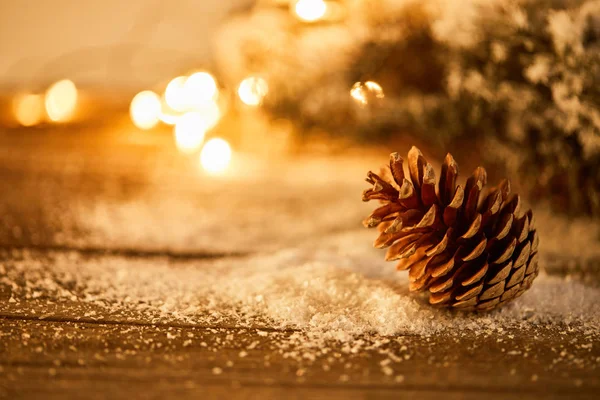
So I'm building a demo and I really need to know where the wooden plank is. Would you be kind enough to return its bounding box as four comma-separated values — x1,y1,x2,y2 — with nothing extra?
1,318,598,399
0,229,598,399
0,126,374,254
1,125,599,400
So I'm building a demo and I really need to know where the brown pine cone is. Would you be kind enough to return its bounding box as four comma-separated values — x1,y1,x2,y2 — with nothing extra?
362,146,539,311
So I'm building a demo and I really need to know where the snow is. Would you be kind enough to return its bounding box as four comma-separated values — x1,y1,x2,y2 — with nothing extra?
547,10,580,56
2,224,599,340
0,147,598,368
2,145,600,346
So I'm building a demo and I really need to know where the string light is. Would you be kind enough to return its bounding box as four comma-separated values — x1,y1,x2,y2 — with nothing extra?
184,72,218,107
350,81,384,106
130,90,161,130
174,111,207,153
238,76,268,106
294,0,327,22
194,100,221,130
159,99,181,125
13,93,44,127
164,76,188,112
200,138,231,174
45,79,78,122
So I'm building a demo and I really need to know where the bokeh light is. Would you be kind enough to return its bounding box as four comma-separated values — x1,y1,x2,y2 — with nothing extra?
174,112,207,154
184,72,218,107
164,76,188,112
350,81,384,105
294,0,327,22
238,76,269,106
195,101,221,130
200,138,232,174
45,79,78,122
130,90,161,130
12,93,44,127
159,99,181,125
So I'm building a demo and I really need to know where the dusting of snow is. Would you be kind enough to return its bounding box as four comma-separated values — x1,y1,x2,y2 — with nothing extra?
547,10,581,56
2,226,599,340
525,55,552,84
0,144,598,383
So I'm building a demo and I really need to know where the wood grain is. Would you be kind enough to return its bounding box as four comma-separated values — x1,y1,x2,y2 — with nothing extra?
1,317,598,399
0,126,598,399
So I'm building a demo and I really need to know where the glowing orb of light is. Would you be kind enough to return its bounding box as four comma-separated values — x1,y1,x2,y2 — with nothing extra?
200,138,231,174
350,81,384,106
174,111,208,154
164,76,188,112
129,90,161,130
195,100,221,130
45,79,78,122
159,99,181,125
237,76,268,106
13,93,44,127
184,72,218,107
294,0,327,22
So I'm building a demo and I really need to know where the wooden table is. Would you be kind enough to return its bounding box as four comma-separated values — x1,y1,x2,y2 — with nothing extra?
0,125,598,399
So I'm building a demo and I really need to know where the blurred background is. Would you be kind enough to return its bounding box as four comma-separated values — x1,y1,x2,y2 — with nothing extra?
2,3,600,397
0,0,598,256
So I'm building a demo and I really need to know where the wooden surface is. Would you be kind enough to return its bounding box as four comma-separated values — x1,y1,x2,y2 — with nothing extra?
1,318,598,400
0,125,599,399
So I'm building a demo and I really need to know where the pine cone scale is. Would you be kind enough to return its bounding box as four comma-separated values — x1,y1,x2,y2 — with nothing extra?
389,152,405,183
494,214,513,240
362,146,540,311
460,214,482,240
487,261,513,285
480,281,504,301
439,154,458,206
455,283,483,302
430,254,455,278
425,231,449,257
462,237,487,262
461,262,488,286
490,238,517,265
507,266,526,288
526,253,539,276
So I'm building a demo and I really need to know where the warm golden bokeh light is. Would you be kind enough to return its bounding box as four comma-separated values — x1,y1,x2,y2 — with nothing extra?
200,138,232,174
159,99,181,125
294,0,327,22
195,101,221,130
350,81,384,105
164,76,188,112
45,79,78,122
165,73,219,114
174,111,207,154
184,72,218,107
12,93,45,127
238,76,269,106
130,90,161,130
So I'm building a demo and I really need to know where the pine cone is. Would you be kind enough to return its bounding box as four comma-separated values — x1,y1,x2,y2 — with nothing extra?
362,147,539,311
